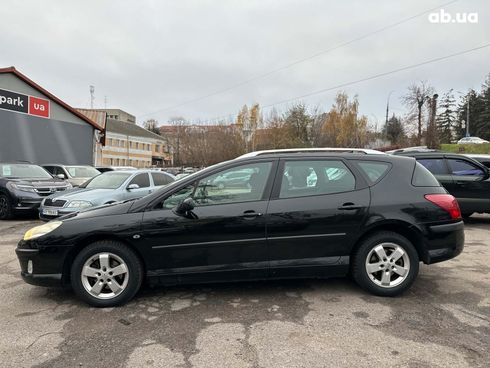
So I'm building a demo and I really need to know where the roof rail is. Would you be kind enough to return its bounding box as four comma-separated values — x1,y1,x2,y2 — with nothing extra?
237,147,385,159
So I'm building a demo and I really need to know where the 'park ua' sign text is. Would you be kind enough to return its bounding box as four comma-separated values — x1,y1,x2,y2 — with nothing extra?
0,88,50,118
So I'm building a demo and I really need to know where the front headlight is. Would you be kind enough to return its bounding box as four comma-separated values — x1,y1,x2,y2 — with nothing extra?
11,183,36,192
66,200,92,208
24,221,62,241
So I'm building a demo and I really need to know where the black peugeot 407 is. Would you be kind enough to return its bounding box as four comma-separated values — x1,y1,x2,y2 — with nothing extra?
16,151,464,307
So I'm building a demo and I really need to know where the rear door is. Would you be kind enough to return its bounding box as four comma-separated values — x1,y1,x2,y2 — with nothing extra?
265,158,369,278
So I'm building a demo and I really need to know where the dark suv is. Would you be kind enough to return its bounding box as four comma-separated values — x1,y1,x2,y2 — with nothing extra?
0,162,71,219
16,152,464,307
394,152,490,217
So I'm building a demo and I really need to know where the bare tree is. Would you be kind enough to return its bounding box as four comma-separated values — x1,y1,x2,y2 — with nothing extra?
401,81,435,145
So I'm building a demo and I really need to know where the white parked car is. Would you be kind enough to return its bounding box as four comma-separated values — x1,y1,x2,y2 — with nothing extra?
457,137,489,144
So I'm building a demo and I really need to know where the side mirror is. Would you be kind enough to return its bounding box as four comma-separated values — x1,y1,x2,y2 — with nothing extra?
127,183,140,191
56,174,66,179
174,197,195,215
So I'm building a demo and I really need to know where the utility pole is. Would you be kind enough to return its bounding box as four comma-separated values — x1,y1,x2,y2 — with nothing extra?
426,94,439,149
466,96,470,137
385,91,394,127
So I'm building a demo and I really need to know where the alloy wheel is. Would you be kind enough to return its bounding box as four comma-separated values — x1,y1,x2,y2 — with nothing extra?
365,242,410,288
81,252,129,299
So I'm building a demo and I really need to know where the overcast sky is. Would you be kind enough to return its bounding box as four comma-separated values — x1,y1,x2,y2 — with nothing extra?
1,0,489,129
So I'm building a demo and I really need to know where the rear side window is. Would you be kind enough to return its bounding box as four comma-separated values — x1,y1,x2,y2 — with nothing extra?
280,160,355,198
412,162,440,187
356,161,390,184
151,172,173,186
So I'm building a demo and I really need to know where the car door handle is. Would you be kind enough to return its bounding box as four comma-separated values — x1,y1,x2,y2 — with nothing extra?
241,210,263,219
338,203,363,210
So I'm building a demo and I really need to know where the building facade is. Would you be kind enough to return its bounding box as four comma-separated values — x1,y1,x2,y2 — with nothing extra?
97,109,135,124
101,119,172,167
0,67,100,165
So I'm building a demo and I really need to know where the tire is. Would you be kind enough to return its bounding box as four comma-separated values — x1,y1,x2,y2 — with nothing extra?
0,193,13,220
70,240,143,307
461,212,473,219
352,231,419,297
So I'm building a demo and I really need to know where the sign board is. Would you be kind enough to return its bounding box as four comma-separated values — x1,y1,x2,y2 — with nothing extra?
0,88,50,118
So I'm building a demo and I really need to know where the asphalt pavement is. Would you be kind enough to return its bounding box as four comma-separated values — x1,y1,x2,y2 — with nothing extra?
0,215,489,368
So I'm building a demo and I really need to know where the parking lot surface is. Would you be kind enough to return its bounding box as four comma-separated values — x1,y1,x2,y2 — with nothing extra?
0,216,489,368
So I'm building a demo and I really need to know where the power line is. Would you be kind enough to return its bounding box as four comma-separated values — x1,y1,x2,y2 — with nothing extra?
191,43,490,125
139,0,460,118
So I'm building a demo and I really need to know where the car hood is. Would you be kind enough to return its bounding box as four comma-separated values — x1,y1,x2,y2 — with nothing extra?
68,177,92,186
47,188,116,203
60,200,135,221
9,178,68,188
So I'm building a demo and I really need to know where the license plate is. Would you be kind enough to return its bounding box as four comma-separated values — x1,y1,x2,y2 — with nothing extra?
42,209,58,216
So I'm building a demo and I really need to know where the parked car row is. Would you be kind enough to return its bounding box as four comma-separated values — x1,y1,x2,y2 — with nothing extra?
0,162,175,220
17,148,464,307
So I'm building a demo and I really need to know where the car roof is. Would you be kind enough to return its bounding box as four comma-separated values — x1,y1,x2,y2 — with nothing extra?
237,147,384,158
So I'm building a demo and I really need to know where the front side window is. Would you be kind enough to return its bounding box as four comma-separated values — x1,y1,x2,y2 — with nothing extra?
161,162,273,209
447,159,485,176
417,158,448,175
280,160,355,198
128,173,150,188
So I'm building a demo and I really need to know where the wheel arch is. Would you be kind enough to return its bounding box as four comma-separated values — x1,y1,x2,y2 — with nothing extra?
350,220,429,264
62,234,147,285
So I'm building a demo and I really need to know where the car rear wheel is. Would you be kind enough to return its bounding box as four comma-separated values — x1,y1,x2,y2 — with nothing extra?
352,231,419,296
71,240,143,307
0,194,13,220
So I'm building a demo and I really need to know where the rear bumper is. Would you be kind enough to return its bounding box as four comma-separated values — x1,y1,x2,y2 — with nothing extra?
425,220,464,264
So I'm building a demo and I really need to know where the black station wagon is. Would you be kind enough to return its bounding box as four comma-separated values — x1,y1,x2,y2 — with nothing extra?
16,149,464,307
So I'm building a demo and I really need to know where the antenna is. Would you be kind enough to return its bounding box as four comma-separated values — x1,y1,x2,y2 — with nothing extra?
89,85,95,108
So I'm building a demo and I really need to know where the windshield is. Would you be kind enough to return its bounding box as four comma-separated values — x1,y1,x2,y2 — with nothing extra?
0,164,53,179
66,166,100,178
85,172,132,189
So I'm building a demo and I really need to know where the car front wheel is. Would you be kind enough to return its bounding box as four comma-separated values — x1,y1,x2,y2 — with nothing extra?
352,231,419,296
70,240,143,307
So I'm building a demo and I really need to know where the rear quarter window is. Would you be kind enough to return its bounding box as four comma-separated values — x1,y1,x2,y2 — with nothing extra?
412,162,440,187
355,161,391,184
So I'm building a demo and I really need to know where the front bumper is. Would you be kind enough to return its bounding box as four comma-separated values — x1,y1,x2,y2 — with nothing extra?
38,207,79,221
425,220,465,264
12,194,44,211
15,242,71,287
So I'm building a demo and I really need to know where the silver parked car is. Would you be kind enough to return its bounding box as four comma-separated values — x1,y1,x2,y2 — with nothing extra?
457,136,489,144
43,164,100,187
39,170,175,220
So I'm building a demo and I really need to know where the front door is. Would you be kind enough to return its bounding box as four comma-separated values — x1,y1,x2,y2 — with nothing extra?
141,160,276,283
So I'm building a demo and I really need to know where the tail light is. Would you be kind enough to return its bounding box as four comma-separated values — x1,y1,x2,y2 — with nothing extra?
424,194,461,219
